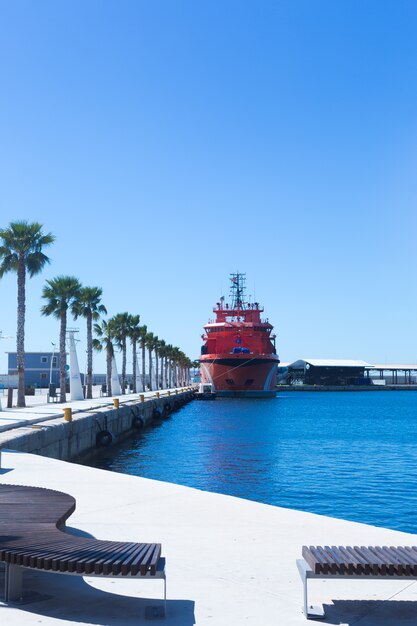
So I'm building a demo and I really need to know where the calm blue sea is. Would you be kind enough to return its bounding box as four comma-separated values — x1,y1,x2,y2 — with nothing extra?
86,391,417,533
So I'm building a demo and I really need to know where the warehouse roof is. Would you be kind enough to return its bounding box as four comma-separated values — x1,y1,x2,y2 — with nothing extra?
371,363,417,370
289,359,373,369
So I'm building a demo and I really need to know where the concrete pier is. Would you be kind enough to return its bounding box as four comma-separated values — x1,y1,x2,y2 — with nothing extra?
0,388,194,461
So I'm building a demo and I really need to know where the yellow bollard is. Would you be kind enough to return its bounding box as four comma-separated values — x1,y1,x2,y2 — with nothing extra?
175,389,178,394
140,394,145,402
113,398,119,409
156,391,160,399
63,408,72,422
167,390,171,396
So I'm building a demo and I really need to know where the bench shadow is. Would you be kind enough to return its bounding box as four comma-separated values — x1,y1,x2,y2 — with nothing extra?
64,525,97,538
321,599,417,624
0,567,195,625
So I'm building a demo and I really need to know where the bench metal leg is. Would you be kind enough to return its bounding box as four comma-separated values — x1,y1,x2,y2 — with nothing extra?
5,564,23,602
296,559,325,620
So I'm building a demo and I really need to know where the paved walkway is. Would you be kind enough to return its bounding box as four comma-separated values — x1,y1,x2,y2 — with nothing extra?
0,387,184,433
1,450,417,625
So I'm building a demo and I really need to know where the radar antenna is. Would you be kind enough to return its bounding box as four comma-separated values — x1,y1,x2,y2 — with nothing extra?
230,272,246,308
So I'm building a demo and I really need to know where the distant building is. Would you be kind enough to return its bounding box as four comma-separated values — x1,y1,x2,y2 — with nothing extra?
286,359,372,386
7,352,65,388
281,359,417,386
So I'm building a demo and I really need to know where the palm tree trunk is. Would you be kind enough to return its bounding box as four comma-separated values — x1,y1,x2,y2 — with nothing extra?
160,357,164,390
148,349,153,391
16,258,26,407
86,312,93,399
121,337,126,394
132,340,137,393
165,357,169,388
155,351,159,390
141,340,146,392
59,309,67,402
106,343,112,396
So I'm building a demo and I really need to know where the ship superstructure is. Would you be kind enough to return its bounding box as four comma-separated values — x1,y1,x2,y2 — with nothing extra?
199,273,279,397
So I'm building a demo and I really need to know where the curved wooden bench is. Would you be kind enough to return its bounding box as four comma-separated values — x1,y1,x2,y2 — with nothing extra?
297,545,417,619
0,484,165,610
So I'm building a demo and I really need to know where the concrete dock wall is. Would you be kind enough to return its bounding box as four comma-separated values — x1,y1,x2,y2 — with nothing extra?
0,390,194,461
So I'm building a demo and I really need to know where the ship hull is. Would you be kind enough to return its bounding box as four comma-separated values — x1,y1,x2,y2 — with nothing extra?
200,356,278,398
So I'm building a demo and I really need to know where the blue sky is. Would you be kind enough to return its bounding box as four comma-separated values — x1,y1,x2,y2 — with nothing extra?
1,0,417,373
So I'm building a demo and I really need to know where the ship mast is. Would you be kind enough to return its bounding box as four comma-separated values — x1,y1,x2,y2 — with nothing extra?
230,272,246,309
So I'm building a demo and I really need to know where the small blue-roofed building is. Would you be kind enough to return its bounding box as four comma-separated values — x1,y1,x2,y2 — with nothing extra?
7,352,66,388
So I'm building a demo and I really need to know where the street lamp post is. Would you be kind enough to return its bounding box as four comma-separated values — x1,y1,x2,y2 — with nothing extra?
0,332,13,412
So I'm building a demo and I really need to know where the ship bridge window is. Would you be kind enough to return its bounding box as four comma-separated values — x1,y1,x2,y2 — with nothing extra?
225,379,234,385
244,379,254,386
206,326,236,333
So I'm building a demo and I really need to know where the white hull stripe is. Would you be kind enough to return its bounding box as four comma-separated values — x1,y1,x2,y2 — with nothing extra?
263,364,277,390
201,364,215,389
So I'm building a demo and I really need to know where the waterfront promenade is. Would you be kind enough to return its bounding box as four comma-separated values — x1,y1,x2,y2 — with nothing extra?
1,448,417,625
0,387,171,434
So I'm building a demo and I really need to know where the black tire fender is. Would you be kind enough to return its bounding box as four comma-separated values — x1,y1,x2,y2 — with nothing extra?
132,416,145,429
96,430,113,447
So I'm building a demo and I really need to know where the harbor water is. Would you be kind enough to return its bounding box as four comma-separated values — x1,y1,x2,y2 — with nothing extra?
87,391,417,534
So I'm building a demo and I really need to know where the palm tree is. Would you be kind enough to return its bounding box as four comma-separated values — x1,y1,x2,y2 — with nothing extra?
145,332,155,391
158,339,166,389
128,314,141,393
185,356,192,385
112,312,131,394
165,343,173,388
153,335,159,390
171,346,181,387
93,319,116,396
41,276,81,402
0,221,54,407
139,325,147,392
191,359,199,385
72,287,107,400
177,350,186,386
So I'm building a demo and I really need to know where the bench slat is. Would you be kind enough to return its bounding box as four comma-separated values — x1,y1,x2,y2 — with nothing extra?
302,545,417,577
0,485,163,580
331,546,355,574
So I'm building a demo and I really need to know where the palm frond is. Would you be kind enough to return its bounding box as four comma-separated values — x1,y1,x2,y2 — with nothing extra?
0,221,54,276
92,338,103,352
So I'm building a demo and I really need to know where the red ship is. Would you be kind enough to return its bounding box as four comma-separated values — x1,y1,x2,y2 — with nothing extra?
199,273,279,398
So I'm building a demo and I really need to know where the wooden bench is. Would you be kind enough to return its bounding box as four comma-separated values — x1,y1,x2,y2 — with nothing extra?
0,484,166,613
297,545,417,619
